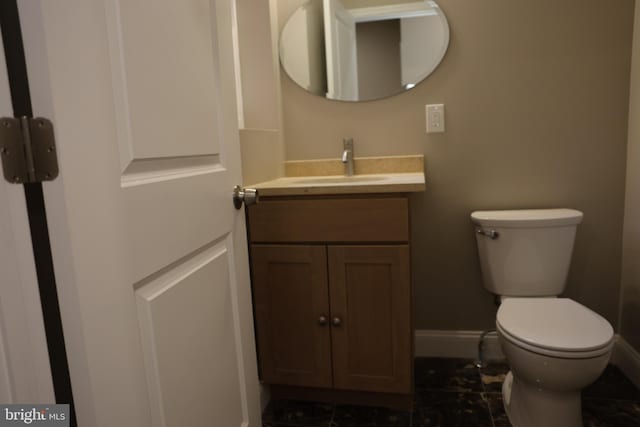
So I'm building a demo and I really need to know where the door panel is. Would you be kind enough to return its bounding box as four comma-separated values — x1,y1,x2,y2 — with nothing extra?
328,246,411,394
107,0,222,164
136,243,242,427
123,174,233,283
105,0,233,282
251,245,332,388
18,0,261,425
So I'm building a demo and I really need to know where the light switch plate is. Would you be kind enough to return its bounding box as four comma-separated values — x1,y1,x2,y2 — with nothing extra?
426,104,445,133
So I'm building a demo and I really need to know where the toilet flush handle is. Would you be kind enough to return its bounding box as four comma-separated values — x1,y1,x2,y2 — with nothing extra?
476,227,499,240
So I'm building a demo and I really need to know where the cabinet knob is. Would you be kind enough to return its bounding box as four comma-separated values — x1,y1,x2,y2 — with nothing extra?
317,316,328,326
332,317,342,327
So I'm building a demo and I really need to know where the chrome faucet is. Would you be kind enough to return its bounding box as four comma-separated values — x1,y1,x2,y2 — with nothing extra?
341,138,354,176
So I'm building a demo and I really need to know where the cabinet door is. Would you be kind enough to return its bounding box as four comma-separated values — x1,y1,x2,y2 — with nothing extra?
328,246,411,394
251,245,332,387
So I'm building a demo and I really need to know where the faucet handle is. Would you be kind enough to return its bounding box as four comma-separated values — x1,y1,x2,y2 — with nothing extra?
343,138,353,150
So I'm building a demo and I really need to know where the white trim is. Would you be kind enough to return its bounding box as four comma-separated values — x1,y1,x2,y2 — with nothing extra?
103,0,134,173
414,330,505,361
349,1,438,23
230,0,245,129
611,335,640,389
415,330,640,389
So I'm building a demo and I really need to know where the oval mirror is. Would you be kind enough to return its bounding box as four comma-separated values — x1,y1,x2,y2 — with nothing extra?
279,0,450,102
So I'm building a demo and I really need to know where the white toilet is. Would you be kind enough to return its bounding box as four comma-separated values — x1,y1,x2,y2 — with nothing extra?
471,209,614,427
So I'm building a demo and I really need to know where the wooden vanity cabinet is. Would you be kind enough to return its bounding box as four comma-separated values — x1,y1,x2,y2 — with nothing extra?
328,245,411,394
247,195,412,406
250,245,332,388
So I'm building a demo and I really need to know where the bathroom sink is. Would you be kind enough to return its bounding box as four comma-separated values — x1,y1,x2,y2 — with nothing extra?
288,176,387,185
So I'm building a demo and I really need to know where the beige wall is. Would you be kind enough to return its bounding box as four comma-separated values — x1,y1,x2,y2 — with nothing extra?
621,1,640,352
280,0,635,330
237,0,285,185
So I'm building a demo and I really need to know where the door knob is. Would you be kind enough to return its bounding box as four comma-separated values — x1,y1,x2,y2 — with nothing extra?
332,317,342,327
233,185,259,209
318,315,328,326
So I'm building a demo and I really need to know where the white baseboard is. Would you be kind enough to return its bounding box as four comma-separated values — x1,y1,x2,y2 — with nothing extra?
415,330,640,388
414,330,505,361
611,335,640,389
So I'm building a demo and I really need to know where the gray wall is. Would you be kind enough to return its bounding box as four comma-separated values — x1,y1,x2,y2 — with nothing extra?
400,15,446,87
621,1,640,352
356,20,402,101
280,0,635,330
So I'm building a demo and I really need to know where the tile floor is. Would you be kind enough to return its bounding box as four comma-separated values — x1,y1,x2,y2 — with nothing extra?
262,357,640,426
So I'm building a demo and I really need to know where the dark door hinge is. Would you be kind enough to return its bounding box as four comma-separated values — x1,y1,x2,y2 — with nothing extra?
0,116,58,184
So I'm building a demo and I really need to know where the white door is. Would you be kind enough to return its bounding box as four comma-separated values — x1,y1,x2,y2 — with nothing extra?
17,0,261,426
323,0,359,101
0,28,54,405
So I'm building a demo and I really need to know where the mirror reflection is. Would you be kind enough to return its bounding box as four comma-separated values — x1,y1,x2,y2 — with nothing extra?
280,0,450,102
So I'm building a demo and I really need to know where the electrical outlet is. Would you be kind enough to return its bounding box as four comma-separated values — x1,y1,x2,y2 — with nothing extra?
426,104,445,133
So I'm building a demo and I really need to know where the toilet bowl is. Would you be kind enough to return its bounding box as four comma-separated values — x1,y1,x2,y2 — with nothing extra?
470,209,615,427
497,298,613,427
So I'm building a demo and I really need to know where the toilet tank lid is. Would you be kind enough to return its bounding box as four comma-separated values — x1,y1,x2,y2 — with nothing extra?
470,209,583,228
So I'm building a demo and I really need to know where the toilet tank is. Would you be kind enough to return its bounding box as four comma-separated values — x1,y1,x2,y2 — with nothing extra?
470,209,583,297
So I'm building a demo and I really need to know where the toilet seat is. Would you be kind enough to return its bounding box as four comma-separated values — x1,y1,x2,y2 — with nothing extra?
497,323,613,359
497,298,614,359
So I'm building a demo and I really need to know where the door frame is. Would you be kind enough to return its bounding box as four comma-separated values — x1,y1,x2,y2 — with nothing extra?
0,0,65,408
0,135,54,404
